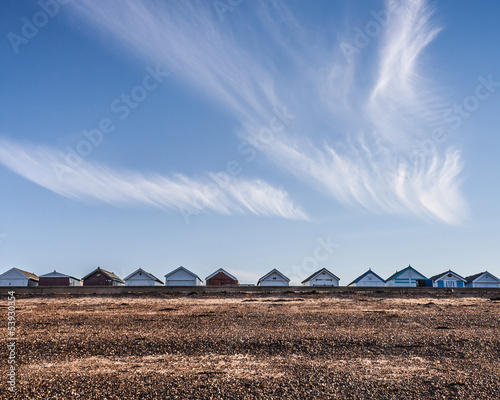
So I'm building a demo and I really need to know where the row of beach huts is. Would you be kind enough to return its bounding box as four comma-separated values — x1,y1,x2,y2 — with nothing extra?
0,265,499,288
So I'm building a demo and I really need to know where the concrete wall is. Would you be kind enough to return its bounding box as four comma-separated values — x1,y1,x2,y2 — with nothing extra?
1,285,499,296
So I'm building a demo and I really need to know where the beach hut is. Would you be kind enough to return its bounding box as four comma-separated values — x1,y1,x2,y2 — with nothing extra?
257,269,290,286
348,268,385,287
302,268,339,286
124,268,163,286
205,268,239,286
385,265,426,287
82,267,125,286
164,266,202,286
39,270,82,286
465,271,500,288
0,268,39,287
430,270,466,288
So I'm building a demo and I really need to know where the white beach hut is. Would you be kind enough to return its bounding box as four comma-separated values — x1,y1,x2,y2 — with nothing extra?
0,268,39,287
348,269,385,287
385,265,426,287
430,270,466,288
164,266,202,286
257,269,290,286
465,271,500,288
302,268,340,286
124,268,164,286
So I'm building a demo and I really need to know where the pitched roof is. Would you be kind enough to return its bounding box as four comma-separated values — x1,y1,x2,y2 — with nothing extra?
386,265,426,281
347,268,385,286
429,269,466,282
40,270,68,278
11,268,39,281
123,268,163,284
205,268,238,282
164,266,202,282
465,271,500,283
257,268,290,285
82,267,124,283
39,270,81,281
301,268,340,284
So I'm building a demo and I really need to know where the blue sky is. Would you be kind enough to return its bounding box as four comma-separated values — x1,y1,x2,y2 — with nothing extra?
1,0,500,285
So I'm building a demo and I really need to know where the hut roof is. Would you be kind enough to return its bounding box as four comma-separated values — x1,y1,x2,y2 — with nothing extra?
257,268,290,285
82,267,124,284
124,268,163,284
302,268,339,284
386,265,426,281
205,268,237,282
347,268,385,286
164,266,202,282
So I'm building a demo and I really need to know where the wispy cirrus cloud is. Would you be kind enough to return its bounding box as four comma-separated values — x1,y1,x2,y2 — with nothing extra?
368,0,443,144
252,133,465,224
0,139,307,220
68,0,277,124
1,0,465,225
65,0,467,224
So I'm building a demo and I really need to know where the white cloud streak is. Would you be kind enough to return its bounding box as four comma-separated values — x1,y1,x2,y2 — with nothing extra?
0,139,307,220
69,0,276,124
368,0,443,144
41,0,468,224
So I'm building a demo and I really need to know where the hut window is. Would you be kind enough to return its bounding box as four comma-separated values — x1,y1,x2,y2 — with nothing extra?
273,277,276,279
